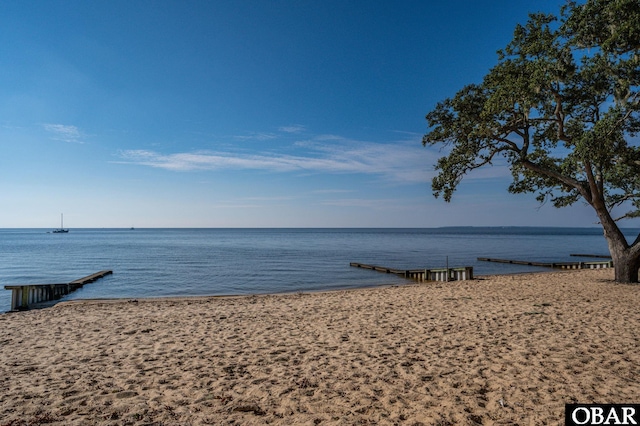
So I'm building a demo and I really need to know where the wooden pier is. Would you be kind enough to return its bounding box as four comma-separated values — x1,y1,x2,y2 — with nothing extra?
4,270,112,311
477,258,613,270
350,263,473,281
570,253,612,259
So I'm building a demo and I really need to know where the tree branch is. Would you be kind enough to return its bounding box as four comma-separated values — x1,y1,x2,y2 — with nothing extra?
613,211,640,222
465,146,513,173
607,193,640,209
553,91,570,142
495,137,521,151
520,159,591,204
583,159,601,207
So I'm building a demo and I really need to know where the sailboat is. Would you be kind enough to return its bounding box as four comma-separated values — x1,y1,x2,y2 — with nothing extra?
52,214,69,233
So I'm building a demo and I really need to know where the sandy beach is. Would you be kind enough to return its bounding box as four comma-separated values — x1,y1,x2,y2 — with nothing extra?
0,268,638,425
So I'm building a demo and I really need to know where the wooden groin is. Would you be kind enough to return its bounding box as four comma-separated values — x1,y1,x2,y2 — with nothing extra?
350,262,473,282
477,258,613,270
4,270,112,311
570,253,612,259
69,270,113,285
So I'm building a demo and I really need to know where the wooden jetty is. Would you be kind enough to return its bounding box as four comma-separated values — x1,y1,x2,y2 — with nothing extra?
4,270,112,311
350,262,473,282
477,258,613,270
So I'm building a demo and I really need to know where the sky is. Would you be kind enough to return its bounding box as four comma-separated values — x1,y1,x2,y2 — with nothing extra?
2,0,637,228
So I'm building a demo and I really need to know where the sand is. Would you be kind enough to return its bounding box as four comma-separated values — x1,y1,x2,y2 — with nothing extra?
0,268,638,426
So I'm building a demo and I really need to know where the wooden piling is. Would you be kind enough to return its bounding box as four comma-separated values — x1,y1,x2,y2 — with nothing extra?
350,263,473,282
570,254,612,259
477,258,613,270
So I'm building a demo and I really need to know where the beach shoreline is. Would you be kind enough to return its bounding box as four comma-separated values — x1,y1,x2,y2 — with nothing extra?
7,269,572,312
1,268,638,425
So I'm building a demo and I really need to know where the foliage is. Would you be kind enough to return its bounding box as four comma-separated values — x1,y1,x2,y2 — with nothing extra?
423,0,640,224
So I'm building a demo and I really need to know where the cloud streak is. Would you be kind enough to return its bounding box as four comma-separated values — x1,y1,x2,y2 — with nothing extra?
118,135,435,183
278,124,306,133
43,124,84,143
116,126,513,185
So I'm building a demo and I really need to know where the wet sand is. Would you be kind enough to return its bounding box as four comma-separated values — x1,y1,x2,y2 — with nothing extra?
0,268,638,425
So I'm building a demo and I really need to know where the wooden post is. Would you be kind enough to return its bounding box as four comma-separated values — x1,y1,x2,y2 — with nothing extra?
446,257,449,282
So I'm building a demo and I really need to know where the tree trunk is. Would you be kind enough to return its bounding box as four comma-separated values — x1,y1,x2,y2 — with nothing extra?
591,197,640,283
610,247,640,283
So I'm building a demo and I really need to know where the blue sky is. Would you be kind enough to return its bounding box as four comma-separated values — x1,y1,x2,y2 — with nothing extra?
2,0,634,228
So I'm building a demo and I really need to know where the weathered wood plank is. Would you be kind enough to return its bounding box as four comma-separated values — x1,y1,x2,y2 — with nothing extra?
476,257,553,267
477,258,613,270
4,270,113,311
570,253,613,259
70,270,113,285
350,263,473,282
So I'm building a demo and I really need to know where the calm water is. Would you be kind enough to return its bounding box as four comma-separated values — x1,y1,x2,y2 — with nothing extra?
1,227,638,313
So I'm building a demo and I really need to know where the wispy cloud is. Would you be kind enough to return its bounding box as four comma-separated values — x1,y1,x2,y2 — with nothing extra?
233,132,278,141
311,189,355,194
279,124,306,133
43,124,85,144
320,198,391,208
232,124,306,141
236,196,295,202
118,135,435,183
320,197,415,210
116,125,517,186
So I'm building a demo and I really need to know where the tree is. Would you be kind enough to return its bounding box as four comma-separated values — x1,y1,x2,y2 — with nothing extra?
422,0,640,282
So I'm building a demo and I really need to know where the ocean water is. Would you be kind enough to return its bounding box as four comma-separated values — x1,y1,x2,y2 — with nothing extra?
1,227,638,313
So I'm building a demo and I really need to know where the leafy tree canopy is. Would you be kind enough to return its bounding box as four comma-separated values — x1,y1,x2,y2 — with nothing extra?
423,0,640,282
